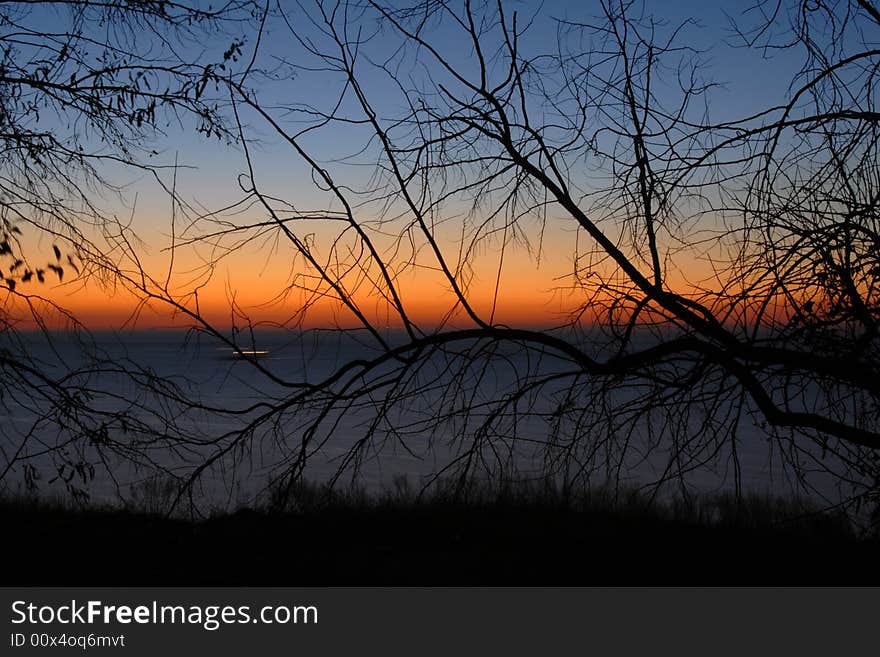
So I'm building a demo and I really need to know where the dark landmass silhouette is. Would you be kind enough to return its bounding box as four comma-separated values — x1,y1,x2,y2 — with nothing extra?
5,485,877,585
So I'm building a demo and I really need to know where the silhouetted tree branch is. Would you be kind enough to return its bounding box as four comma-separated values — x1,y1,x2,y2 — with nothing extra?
4,0,879,525
163,0,878,517
0,0,260,502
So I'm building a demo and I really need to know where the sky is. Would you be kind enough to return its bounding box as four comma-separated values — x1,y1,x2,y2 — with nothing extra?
6,0,824,331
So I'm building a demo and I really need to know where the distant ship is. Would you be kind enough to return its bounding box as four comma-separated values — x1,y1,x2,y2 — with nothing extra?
215,347,270,360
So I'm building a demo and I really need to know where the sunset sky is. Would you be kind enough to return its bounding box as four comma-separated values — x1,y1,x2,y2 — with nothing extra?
9,0,810,331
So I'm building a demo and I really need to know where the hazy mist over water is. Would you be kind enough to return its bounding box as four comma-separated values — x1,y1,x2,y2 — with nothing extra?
1,328,854,509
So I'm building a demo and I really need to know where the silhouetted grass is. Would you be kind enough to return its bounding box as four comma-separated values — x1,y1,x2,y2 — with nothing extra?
3,477,876,584
260,476,859,538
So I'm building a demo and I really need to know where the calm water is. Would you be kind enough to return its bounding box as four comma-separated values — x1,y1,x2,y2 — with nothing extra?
0,328,859,509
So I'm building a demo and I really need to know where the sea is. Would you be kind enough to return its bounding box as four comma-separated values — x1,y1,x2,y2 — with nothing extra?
0,327,864,511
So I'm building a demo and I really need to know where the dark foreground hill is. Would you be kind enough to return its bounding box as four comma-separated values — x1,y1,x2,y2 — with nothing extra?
4,485,878,585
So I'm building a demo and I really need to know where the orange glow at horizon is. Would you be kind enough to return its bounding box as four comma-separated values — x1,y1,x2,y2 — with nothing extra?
6,248,764,331
11,247,588,331
28,285,583,332
4,211,756,332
